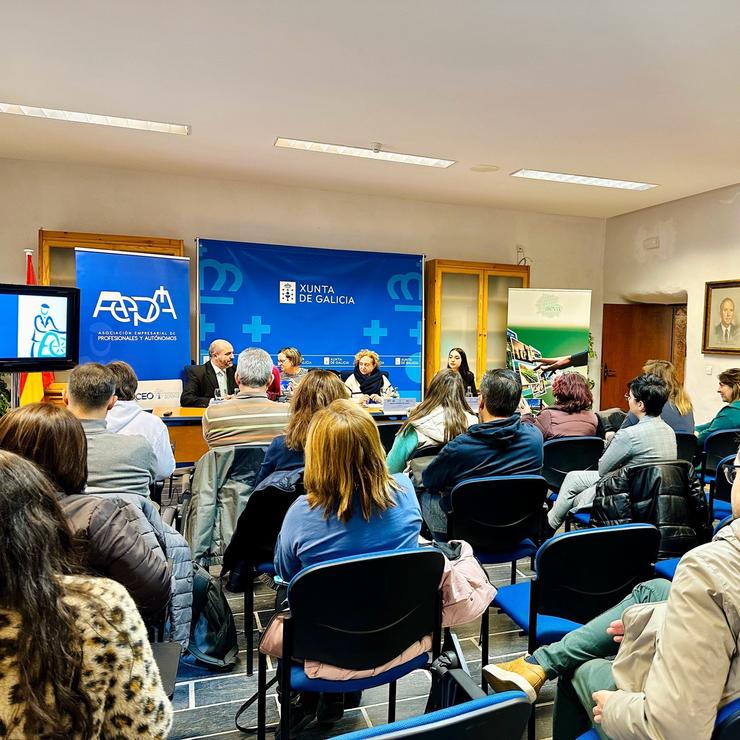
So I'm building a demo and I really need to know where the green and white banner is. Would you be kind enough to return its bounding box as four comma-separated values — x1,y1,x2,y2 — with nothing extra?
506,288,591,406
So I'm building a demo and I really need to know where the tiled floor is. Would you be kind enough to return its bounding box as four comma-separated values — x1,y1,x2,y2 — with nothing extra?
168,560,554,740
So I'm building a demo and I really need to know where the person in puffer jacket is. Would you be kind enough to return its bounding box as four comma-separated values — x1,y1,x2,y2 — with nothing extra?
0,403,192,646
386,369,478,473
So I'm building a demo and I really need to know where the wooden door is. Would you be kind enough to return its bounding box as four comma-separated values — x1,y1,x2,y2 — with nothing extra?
600,304,676,410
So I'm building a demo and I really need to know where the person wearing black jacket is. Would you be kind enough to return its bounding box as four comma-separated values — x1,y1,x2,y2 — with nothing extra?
0,403,170,620
180,339,237,407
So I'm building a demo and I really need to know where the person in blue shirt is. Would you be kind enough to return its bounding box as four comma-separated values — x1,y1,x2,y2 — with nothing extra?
255,370,349,487
274,399,422,734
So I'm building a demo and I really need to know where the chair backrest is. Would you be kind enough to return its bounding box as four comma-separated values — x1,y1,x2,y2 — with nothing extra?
675,432,698,463
714,454,736,503
333,691,531,740
409,442,446,460
534,524,660,625
448,476,548,550
704,429,740,475
713,697,740,739
378,421,403,453
287,549,445,670
542,436,604,491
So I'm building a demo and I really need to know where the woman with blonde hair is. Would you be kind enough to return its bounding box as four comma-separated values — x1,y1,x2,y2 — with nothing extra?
255,370,349,485
344,348,392,402
274,399,422,732
621,359,694,433
386,369,478,473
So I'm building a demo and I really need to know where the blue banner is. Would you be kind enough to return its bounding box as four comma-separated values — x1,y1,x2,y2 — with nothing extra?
76,249,190,380
198,240,423,398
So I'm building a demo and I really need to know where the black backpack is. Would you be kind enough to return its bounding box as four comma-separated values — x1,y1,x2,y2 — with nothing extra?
188,562,239,670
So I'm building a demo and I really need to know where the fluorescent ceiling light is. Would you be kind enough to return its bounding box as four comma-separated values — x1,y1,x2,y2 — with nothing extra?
275,137,455,168
0,102,190,135
511,168,657,191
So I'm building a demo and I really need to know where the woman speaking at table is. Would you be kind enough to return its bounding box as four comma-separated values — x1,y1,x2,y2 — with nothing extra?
344,349,392,403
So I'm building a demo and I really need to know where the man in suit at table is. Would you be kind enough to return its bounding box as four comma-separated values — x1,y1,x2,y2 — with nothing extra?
180,339,237,407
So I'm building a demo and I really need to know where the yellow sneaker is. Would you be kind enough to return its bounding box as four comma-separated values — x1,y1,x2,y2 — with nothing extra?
482,656,546,703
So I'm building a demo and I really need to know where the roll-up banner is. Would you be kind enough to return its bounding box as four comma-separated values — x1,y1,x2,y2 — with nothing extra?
76,249,191,381
506,288,592,406
197,239,424,398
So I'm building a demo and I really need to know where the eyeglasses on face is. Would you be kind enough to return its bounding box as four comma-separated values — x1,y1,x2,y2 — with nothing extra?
722,462,740,485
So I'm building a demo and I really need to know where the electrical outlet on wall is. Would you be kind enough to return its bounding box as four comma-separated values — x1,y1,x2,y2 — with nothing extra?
706,366,713,375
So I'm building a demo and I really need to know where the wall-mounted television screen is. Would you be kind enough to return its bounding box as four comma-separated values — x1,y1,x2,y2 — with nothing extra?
0,283,80,372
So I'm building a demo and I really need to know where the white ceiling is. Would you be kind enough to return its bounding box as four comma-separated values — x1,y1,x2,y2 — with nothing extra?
3,1,740,218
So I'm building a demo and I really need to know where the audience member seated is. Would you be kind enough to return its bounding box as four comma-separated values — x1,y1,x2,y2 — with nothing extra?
202,347,291,447
0,403,170,622
696,367,740,445
274,399,422,732
547,373,677,534
484,483,739,739
620,358,695,434
421,368,543,538
255,370,349,486
520,372,598,440
344,349,392,402
106,360,176,481
0,451,172,738
386,369,477,473
447,347,477,396
277,346,308,390
65,362,157,497
180,338,237,407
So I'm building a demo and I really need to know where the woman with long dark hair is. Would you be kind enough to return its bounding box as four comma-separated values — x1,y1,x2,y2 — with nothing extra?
447,347,477,395
255,369,350,485
386,369,478,472
0,450,172,738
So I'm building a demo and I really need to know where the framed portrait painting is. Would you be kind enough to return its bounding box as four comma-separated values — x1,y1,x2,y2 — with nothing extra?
703,280,740,354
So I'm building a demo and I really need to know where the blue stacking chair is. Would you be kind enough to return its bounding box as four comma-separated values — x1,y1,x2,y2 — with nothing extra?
494,524,660,739
334,691,531,740
542,436,604,502
446,475,548,688
654,514,734,581
576,696,740,739
709,454,736,520
700,429,740,488
254,549,446,740
675,431,699,463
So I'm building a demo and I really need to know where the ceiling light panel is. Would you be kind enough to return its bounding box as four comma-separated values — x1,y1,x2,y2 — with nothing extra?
275,137,455,168
0,102,190,135
511,169,657,190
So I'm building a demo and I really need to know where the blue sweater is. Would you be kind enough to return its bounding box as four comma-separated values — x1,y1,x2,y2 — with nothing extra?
621,402,695,435
422,414,543,504
274,474,422,582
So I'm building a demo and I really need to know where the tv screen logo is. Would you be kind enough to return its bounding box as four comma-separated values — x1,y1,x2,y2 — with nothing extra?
279,281,296,304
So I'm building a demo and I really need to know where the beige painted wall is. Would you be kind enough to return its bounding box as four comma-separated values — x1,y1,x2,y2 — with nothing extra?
0,156,605,392
605,183,740,423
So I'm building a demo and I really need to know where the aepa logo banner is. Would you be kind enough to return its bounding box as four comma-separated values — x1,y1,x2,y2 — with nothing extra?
76,249,191,381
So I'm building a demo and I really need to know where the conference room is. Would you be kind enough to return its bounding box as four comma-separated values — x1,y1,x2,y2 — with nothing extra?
0,3,739,739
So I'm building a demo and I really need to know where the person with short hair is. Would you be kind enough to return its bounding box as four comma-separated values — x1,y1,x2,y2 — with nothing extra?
277,346,308,387
65,363,157,498
344,349,392,402
202,347,290,447
713,296,737,344
695,368,740,445
520,372,598,440
0,450,172,738
0,403,170,621
180,338,237,407
547,373,677,534
255,370,349,485
106,360,176,480
386,369,478,473
421,368,544,538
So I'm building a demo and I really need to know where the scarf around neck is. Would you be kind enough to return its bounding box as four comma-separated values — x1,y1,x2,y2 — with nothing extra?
353,366,384,396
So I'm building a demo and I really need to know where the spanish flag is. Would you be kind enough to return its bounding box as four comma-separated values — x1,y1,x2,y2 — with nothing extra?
18,251,54,406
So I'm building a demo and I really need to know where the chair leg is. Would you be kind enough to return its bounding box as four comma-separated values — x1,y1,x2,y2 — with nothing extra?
480,606,489,692
527,709,536,740
388,680,397,723
279,658,291,740
245,582,255,676
510,560,517,584
257,650,267,740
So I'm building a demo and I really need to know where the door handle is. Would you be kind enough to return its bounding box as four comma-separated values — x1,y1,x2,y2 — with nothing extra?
603,363,617,381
